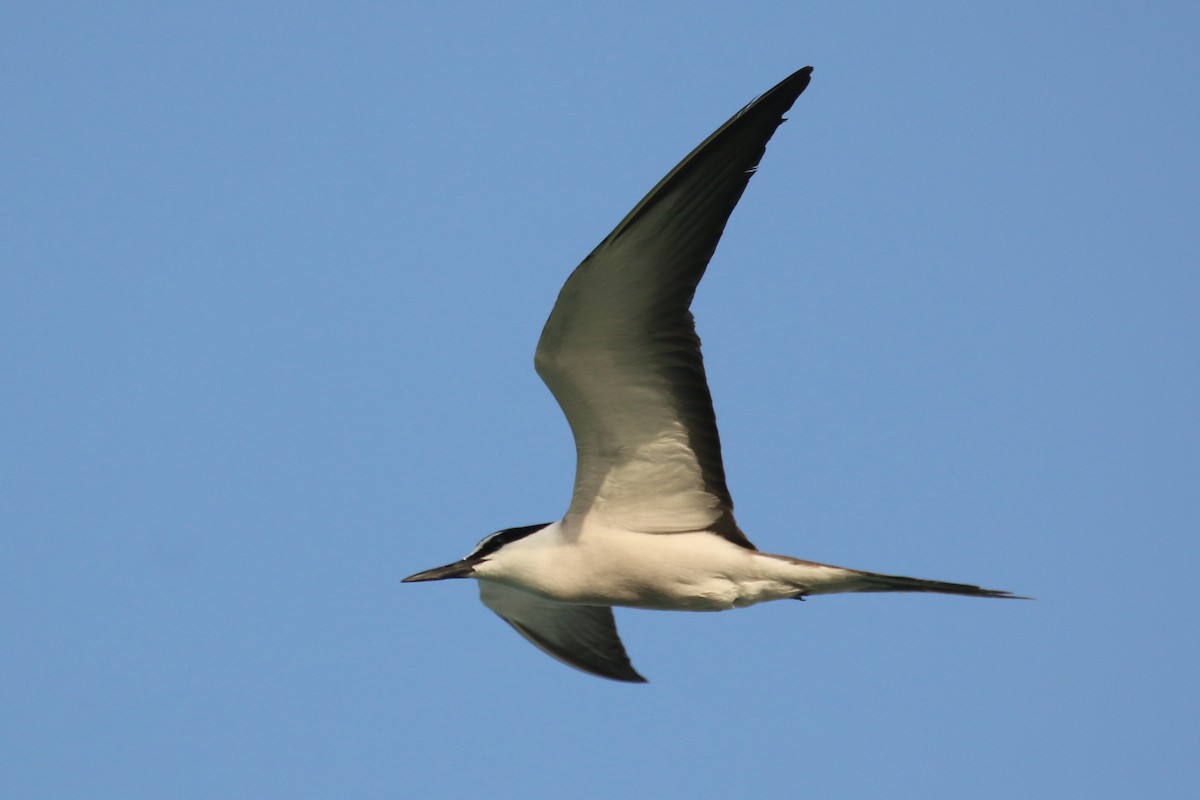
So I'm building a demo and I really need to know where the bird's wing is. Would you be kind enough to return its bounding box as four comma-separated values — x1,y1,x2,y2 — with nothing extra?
534,68,812,543
478,582,646,683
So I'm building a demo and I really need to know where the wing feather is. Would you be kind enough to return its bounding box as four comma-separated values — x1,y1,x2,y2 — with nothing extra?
479,582,646,683
535,68,812,542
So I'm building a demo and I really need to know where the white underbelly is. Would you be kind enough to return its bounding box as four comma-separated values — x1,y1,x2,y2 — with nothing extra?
523,530,805,611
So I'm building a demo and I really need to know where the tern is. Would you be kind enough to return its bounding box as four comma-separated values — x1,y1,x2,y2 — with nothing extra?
405,67,1021,683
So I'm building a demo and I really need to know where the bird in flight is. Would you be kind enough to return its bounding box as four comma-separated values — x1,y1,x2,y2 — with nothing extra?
405,67,1021,682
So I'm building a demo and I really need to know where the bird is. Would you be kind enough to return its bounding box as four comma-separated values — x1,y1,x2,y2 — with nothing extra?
404,66,1022,683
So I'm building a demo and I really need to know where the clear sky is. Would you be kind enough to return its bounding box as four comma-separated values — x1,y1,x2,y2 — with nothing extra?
3,2,1197,798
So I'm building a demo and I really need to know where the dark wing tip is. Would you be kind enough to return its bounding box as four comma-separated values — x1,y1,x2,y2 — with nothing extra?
750,65,814,114
789,65,815,86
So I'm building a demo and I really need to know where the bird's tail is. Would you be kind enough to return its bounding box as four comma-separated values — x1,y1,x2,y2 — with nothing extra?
850,569,1029,599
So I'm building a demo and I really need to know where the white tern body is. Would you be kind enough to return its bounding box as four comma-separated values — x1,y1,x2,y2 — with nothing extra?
404,67,1021,683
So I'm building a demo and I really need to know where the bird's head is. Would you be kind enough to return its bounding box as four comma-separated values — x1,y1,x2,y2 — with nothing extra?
402,522,552,583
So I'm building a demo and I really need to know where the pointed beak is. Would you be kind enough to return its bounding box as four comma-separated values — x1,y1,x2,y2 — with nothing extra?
402,559,476,583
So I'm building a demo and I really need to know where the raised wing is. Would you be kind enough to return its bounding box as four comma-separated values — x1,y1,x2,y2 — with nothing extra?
534,68,812,542
478,582,646,683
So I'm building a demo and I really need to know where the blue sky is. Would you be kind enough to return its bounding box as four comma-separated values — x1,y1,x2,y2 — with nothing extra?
3,2,1197,798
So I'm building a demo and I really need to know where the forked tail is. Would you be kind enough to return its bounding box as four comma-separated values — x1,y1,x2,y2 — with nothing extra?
852,570,1029,599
